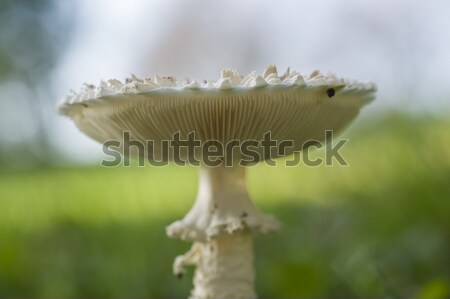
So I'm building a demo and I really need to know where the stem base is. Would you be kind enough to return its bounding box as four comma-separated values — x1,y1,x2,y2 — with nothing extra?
174,231,256,299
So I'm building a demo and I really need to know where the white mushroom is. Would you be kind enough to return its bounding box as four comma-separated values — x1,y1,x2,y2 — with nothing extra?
58,65,376,299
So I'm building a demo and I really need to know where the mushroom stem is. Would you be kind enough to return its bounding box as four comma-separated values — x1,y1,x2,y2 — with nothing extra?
176,231,255,299
167,165,280,299
167,165,280,241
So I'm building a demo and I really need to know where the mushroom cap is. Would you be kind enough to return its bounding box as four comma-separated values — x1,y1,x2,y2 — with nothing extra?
58,65,376,163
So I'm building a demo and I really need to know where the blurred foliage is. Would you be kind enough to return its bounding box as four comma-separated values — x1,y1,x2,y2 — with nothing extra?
0,0,68,80
0,112,449,298
0,0,74,167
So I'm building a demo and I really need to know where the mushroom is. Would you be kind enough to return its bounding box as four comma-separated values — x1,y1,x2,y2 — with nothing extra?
58,65,376,299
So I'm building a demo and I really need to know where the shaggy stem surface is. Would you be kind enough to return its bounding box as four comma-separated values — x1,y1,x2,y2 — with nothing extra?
168,165,280,298
175,231,255,299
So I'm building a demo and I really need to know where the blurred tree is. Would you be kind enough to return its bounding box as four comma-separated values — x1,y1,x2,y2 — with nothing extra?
0,0,74,168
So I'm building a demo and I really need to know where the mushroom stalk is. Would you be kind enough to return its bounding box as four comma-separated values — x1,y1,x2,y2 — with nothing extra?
175,231,255,299
167,165,280,299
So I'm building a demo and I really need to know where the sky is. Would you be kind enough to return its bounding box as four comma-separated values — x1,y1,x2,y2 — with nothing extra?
37,0,450,162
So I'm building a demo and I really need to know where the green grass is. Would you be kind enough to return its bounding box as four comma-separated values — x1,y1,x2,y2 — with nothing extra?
0,112,449,298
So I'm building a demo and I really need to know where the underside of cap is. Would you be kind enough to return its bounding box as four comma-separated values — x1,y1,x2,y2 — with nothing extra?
58,65,376,162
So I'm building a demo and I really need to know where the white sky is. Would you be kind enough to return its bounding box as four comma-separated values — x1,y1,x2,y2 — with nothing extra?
50,0,450,163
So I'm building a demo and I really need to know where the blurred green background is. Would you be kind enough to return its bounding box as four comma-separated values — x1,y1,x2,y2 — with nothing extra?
1,0,449,298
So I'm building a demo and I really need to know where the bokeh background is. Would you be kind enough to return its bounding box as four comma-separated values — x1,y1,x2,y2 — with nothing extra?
1,0,449,298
